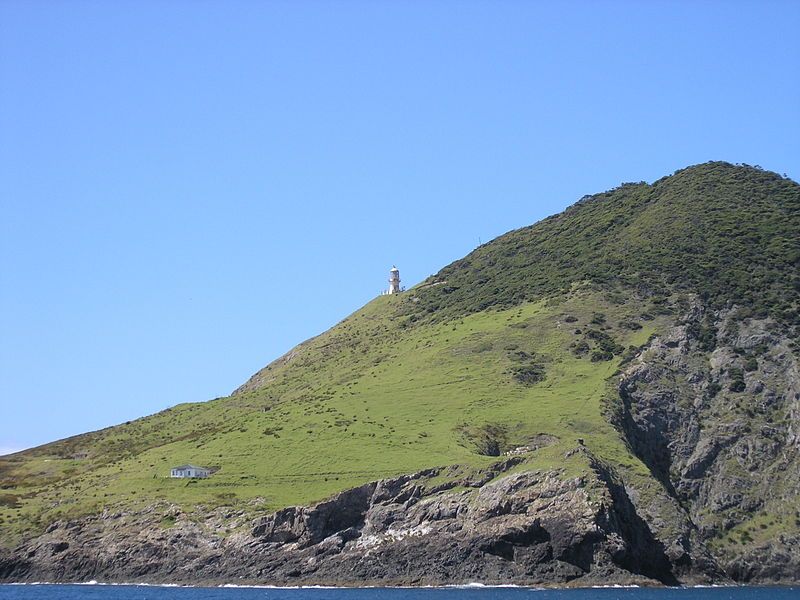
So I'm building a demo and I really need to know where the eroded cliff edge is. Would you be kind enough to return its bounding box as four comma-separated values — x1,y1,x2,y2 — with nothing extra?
0,455,721,586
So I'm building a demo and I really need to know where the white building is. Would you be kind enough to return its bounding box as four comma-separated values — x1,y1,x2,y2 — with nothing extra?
170,464,211,478
388,266,401,294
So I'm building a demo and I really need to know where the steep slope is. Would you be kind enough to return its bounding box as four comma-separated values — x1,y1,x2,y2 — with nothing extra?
614,304,800,581
1,162,798,585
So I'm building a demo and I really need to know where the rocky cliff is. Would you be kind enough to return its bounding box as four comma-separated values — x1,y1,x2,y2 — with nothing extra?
614,303,800,582
0,455,721,586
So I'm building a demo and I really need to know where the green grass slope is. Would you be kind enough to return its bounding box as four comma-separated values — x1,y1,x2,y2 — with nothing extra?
1,162,797,547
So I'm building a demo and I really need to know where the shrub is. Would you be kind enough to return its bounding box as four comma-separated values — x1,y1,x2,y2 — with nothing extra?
454,423,507,456
586,329,624,355
620,345,641,363
512,364,546,385
688,317,718,352
729,380,746,393
728,367,746,392
571,341,590,357
591,349,614,362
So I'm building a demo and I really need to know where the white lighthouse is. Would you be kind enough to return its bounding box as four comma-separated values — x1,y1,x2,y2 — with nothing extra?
388,266,401,294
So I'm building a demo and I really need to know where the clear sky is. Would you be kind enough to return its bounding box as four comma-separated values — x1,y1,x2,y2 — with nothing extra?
1,0,798,454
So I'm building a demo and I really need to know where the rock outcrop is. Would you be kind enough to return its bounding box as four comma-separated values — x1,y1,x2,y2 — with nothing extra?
0,456,723,586
613,304,800,583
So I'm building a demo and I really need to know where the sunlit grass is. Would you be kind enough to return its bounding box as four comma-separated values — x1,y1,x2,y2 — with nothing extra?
0,288,665,546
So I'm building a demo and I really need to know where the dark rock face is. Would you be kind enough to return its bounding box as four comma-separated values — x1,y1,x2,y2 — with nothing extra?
0,458,722,586
613,303,800,583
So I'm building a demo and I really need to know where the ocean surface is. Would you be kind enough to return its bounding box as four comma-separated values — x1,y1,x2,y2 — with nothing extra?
0,585,797,600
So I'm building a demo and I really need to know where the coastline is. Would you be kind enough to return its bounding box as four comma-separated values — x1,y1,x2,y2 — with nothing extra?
3,581,799,590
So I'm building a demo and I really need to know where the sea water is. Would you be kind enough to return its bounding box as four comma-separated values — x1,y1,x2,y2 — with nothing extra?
0,585,797,600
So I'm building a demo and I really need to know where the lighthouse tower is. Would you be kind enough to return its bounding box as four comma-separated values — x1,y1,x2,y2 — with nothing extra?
388,266,401,294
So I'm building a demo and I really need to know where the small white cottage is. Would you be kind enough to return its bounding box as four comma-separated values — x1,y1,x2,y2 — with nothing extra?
170,464,211,479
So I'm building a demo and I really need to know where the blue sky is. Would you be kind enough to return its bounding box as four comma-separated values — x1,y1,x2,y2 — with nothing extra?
1,0,798,454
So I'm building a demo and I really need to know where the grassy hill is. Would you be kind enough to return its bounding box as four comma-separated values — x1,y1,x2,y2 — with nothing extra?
1,161,798,550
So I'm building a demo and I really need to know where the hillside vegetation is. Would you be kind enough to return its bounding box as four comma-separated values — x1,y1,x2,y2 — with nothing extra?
403,162,798,337
1,162,798,570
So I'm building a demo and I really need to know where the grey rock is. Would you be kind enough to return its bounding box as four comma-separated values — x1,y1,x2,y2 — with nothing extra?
612,304,800,583
0,457,721,587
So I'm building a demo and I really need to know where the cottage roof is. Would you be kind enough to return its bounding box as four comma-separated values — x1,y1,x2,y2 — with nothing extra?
171,464,208,471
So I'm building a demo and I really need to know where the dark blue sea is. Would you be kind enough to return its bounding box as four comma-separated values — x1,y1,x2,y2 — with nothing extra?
0,585,796,600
